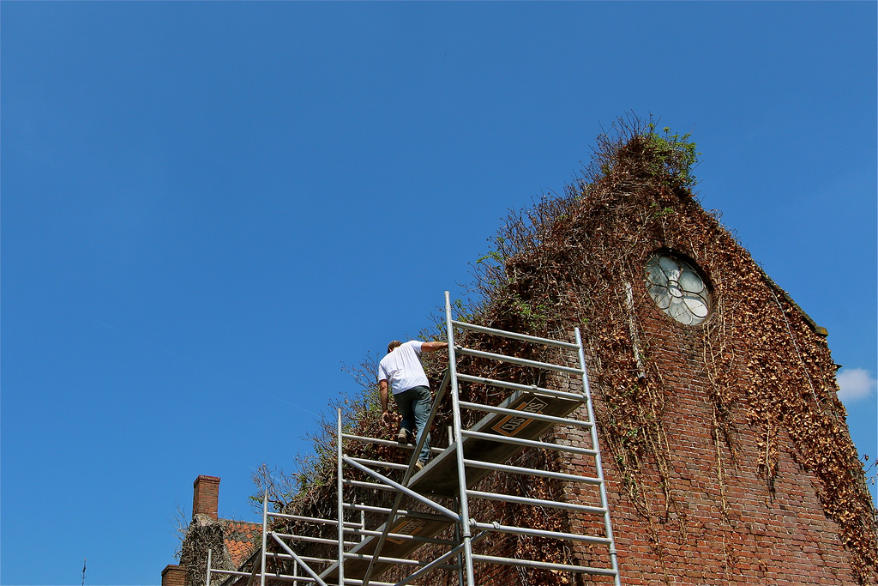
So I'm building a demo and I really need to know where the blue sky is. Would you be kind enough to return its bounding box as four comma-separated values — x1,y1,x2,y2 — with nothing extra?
1,2,875,585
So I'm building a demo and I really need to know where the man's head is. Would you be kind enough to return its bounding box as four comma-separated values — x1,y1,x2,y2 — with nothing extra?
387,340,402,354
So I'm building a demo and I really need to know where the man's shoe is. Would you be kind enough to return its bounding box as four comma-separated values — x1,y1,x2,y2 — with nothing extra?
415,460,426,471
396,428,414,445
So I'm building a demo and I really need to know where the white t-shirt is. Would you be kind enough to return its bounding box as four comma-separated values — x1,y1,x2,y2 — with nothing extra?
377,340,429,395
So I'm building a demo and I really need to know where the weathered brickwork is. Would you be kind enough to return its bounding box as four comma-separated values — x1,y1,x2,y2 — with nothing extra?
193,475,220,521
580,301,853,584
554,308,858,583
161,565,187,586
539,183,876,582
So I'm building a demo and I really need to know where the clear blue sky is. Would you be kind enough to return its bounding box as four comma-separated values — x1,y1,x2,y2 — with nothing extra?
2,2,875,585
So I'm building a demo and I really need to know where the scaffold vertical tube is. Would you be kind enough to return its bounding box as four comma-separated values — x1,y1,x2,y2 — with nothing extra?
206,548,212,586
454,507,465,586
261,492,268,586
575,327,621,586
445,291,476,585
336,408,345,586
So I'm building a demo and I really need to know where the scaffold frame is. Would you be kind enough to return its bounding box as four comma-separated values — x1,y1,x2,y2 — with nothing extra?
205,291,620,586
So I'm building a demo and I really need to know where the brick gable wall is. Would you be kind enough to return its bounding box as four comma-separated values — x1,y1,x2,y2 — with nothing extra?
536,181,875,583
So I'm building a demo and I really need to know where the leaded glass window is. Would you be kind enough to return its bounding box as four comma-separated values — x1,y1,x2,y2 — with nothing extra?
645,253,711,325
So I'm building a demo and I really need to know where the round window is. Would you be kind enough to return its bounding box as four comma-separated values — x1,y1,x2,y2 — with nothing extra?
645,253,711,325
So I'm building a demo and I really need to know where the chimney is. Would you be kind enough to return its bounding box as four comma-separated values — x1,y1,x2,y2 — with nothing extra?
161,565,187,586
192,475,220,520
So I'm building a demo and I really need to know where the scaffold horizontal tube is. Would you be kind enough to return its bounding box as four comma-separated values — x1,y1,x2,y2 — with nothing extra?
231,564,406,586
267,511,360,527
456,373,584,401
343,455,461,521
209,568,317,582
467,489,607,514
344,578,422,586
272,532,358,547
458,400,593,427
456,347,584,374
343,503,447,521
264,551,332,564
341,433,445,453
470,554,618,576
342,552,422,565
463,458,603,484
347,456,409,470
214,573,409,586
471,521,611,544
208,568,260,578
461,429,598,455
344,526,454,545
343,479,396,492
450,320,579,348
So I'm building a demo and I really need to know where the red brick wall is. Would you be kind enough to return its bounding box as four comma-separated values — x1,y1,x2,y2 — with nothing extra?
161,564,187,586
549,250,865,583
193,475,220,520
580,324,849,583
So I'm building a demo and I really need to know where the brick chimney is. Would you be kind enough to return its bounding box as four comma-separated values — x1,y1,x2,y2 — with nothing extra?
161,564,186,586
192,475,220,520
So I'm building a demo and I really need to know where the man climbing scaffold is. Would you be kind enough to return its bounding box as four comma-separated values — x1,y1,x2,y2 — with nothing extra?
378,339,448,469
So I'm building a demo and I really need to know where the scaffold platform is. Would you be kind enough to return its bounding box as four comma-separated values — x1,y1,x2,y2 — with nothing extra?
408,389,583,496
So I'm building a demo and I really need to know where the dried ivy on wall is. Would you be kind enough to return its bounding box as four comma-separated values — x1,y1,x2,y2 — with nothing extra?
469,118,877,582
239,116,876,584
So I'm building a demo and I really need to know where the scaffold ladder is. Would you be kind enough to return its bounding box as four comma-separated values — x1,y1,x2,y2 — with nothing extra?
440,291,620,585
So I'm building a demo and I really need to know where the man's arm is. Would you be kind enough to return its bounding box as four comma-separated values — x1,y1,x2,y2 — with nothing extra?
379,379,391,425
420,341,448,353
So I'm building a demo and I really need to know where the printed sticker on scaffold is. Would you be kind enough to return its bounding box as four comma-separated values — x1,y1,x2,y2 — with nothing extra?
387,518,425,545
490,396,550,437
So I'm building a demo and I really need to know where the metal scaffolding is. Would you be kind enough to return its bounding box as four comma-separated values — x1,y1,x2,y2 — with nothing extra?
205,291,620,586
